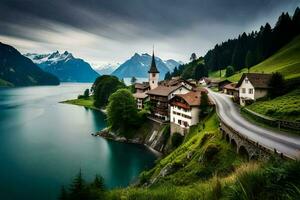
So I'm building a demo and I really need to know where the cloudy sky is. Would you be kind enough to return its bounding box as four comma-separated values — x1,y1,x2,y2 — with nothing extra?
0,0,299,67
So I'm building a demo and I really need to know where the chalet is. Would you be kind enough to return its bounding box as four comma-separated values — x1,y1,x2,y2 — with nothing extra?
133,92,148,110
223,82,238,95
236,73,272,106
217,80,232,91
135,82,150,93
160,77,196,90
146,85,191,121
169,90,212,135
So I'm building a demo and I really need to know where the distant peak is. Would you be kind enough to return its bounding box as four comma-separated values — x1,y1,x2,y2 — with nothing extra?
63,51,69,55
141,53,150,56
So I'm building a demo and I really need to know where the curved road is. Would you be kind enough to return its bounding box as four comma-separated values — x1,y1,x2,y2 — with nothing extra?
208,89,300,160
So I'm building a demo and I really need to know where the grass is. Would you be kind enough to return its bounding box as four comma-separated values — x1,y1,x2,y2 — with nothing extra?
209,69,226,79
60,96,99,110
106,112,300,199
227,35,300,82
246,89,300,122
0,78,13,87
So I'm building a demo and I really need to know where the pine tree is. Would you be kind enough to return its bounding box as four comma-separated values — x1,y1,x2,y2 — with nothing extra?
268,72,286,98
59,186,68,200
225,66,234,77
245,50,255,72
69,169,88,200
92,175,105,191
164,72,171,80
200,91,209,115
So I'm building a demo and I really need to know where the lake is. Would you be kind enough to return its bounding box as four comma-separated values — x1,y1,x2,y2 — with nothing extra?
0,83,157,200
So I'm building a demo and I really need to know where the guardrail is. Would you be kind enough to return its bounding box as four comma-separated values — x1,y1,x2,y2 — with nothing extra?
243,108,300,131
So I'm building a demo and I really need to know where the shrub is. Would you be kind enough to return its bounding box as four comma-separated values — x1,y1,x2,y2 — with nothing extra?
225,66,235,77
171,133,184,148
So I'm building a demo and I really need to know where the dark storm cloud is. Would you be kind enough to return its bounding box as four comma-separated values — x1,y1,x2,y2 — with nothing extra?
0,0,299,64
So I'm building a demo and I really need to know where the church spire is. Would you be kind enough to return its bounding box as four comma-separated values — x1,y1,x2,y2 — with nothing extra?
148,47,159,73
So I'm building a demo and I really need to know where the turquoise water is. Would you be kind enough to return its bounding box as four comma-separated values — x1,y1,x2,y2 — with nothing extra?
0,83,157,200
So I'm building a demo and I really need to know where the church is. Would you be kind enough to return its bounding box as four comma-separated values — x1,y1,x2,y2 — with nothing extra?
133,51,196,122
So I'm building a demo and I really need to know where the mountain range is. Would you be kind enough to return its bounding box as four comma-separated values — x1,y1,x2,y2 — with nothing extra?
0,42,59,87
95,63,120,75
25,51,100,82
111,53,182,79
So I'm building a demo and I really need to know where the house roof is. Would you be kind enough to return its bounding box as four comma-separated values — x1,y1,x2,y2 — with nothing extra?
135,82,149,90
146,85,188,97
236,73,272,89
160,78,196,88
148,52,159,73
133,92,148,99
224,82,238,90
218,80,232,86
172,89,213,107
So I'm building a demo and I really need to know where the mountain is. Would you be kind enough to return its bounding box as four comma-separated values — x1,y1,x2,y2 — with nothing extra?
0,42,59,87
227,35,300,82
25,51,100,82
111,53,182,79
95,63,120,75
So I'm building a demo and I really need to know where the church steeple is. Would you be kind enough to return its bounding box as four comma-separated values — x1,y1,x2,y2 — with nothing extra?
148,48,159,90
148,49,159,73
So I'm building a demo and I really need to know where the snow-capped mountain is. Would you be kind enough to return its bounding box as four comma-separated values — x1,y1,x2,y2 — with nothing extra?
111,53,182,79
94,63,120,75
25,51,100,82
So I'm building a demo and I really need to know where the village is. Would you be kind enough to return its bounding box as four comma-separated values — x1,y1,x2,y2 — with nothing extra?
133,51,273,136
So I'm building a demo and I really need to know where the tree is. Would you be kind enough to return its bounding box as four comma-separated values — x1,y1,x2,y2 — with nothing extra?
268,72,286,98
92,175,105,191
164,72,171,80
225,66,235,77
93,75,125,108
130,76,137,85
200,91,209,115
245,51,255,72
83,89,89,99
107,89,139,137
58,186,68,200
69,169,88,200
190,53,197,62
195,63,208,80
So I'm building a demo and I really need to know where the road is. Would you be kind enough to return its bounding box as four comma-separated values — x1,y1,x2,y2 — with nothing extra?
208,90,300,160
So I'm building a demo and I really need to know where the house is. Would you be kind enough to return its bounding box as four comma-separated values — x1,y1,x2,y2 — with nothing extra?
169,90,213,135
208,79,221,88
146,84,191,121
133,92,149,110
223,82,239,101
135,82,150,93
236,73,272,106
199,77,211,86
160,77,196,90
217,80,232,91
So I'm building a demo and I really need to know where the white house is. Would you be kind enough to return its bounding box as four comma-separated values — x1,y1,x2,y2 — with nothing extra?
169,90,212,135
236,73,272,106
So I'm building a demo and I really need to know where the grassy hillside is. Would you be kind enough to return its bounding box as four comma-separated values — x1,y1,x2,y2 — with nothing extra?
227,35,300,82
106,112,300,199
247,88,300,121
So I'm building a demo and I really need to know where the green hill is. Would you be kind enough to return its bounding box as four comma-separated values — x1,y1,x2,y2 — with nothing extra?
224,35,300,82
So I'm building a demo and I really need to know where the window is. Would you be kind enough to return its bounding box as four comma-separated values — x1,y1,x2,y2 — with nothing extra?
152,81,154,84
249,88,253,94
178,120,181,125
152,73,155,77
245,78,249,84
242,88,246,93
173,117,175,122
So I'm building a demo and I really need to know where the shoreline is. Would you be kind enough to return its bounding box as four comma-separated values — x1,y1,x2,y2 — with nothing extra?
92,128,162,157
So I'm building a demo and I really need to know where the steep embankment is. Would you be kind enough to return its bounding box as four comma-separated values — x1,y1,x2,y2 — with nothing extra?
228,35,300,82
